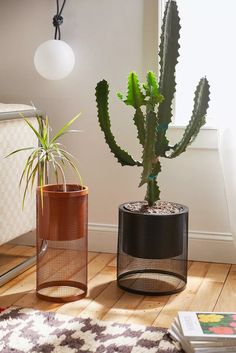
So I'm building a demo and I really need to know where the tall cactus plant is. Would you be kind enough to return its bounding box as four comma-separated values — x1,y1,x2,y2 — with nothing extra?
95,0,210,207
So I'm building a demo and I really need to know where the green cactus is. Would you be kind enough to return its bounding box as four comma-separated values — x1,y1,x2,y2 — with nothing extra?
95,0,210,207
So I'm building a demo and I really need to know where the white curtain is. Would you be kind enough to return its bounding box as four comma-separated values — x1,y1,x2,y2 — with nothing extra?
214,3,236,248
173,0,236,247
218,129,236,247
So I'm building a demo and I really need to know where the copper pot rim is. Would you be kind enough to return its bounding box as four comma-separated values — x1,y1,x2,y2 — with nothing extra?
36,184,88,197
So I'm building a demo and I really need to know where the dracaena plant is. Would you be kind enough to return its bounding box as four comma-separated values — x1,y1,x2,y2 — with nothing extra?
6,113,82,208
95,0,210,207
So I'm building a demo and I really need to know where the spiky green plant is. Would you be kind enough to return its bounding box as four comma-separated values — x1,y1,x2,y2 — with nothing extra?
6,113,82,208
95,0,210,207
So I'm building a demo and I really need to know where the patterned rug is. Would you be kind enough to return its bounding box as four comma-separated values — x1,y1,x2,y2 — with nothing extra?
0,306,184,353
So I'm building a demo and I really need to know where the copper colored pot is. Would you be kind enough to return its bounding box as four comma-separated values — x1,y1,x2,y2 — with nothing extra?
37,184,88,241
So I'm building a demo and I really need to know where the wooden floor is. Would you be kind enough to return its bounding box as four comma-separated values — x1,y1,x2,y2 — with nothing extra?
0,244,236,328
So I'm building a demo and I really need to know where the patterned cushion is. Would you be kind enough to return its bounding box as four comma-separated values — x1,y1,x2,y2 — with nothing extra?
0,116,38,244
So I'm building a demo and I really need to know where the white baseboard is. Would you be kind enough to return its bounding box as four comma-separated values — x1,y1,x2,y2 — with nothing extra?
88,223,236,264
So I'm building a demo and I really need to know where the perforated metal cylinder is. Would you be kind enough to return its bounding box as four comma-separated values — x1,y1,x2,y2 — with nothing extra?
117,203,188,295
36,184,88,302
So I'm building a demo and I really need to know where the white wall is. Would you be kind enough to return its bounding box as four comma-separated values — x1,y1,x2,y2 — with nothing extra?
0,0,235,262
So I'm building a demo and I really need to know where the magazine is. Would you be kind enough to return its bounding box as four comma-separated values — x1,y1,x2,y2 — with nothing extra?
178,311,236,340
168,312,236,353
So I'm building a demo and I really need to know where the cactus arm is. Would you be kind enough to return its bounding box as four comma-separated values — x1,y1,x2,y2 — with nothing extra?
145,178,160,207
131,71,164,148
139,71,164,205
139,71,163,186
96,80,141,166
168,77,210,158
117,72,146,147
139,111,157,187
145,161,161,206
125,72,145,108
133,108,145,147
156,0,181,156
145,71,164,105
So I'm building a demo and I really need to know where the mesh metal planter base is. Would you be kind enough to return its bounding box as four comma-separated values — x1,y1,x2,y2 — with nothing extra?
117,264,187,296
36,184,88,303
37,280,87,303
117,202,188,295
36,239,88,303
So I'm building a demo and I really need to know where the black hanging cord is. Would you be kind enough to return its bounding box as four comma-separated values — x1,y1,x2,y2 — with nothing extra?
53,0,67,40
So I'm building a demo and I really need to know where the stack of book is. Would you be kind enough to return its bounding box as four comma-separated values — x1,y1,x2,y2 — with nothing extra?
168,311,236,353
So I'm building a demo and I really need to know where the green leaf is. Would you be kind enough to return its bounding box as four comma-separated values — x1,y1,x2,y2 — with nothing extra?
42,116,49,141
56,147,78,163
30,163,39,192
21,153,45,209
5,147,35,158
124,72,145,108
19,148,42,187
58,149,83,186
19,113,47,149
169,77,210,158
39,164,44,210
95,79,141,166
6,113,83,209
51,158,59,185
50,113,81,144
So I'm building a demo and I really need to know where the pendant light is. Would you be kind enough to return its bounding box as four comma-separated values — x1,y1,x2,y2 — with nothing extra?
34,0,75,80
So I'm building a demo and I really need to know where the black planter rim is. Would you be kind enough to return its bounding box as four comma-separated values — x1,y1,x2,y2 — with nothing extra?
119,201,189,217
117,269,187,296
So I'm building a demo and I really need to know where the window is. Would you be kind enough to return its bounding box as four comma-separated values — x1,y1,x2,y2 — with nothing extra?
160,0,236,127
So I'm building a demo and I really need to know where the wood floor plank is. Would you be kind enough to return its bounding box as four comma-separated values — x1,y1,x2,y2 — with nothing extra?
56,256,118,318
102,291,144,323
0,246,235,328
87,253,115,280
0,247,68,307
152,262,230,328
13,252,101,310
214,264,236,312
78,280,123,320
151,262,211,328
107,257,117,267
0,243,18,255
126,296,169,326
0,266,36,307
103,260,193,326
0,244,34,258
57,264,117,316
188,263,230,311
0,246,35,275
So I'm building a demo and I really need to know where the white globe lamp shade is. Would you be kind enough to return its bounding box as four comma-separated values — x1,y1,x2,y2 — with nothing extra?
34,39,75,80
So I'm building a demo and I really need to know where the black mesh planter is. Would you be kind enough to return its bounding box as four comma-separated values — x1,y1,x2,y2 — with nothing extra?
117,202,188,295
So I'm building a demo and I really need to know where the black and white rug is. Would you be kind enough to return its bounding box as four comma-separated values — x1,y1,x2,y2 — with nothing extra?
0,306,184,352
